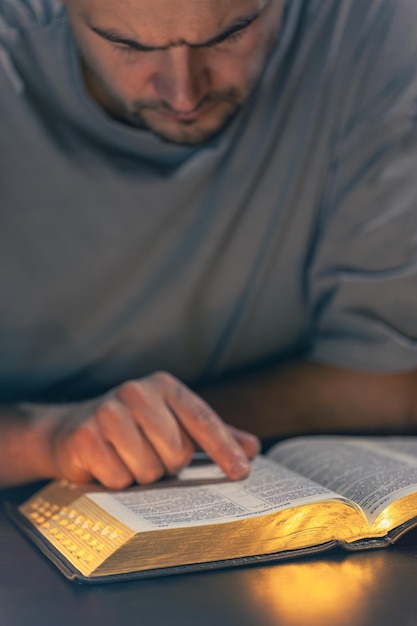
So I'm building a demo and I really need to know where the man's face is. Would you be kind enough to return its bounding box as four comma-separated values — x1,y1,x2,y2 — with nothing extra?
64,0,284,146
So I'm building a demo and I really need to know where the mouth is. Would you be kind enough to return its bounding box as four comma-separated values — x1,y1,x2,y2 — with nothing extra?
157,102,220,124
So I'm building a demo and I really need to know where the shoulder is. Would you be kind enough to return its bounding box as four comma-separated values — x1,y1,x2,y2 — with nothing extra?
344,0,417,54
294,0,417,85
337,0,417,61
302,0,417,52
318,0,417,128
0,0,64,31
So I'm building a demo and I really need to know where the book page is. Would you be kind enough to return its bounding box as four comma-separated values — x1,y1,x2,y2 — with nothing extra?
88,457,340,532
269,437,417,525
365,437,417,458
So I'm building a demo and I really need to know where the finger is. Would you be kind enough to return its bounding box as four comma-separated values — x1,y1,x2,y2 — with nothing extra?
117,382,195,475
95,399,166,484
164,378,251,480
227,426,261,459
62,418,134,489
188,427,260,459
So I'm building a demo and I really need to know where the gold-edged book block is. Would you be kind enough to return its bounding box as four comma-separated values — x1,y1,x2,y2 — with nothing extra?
19,479,367,579
15,436,417,582
20,481,136,577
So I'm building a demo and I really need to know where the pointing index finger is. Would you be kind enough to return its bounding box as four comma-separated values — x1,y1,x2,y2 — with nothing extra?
165,380,251,480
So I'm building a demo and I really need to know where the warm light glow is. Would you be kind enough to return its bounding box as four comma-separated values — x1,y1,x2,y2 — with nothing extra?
246,556,385,625
373,494,417,535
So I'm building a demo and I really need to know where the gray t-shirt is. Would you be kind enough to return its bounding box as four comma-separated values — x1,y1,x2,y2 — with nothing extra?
1,0,417,403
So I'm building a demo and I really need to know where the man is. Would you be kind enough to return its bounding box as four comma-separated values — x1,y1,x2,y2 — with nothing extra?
1,0,417,488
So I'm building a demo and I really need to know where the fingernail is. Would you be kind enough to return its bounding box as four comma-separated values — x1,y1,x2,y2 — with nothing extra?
229,459,250,480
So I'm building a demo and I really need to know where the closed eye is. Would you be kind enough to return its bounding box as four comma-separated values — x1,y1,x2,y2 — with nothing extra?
206,28,247,48
113,44,141,57
113,27,248,57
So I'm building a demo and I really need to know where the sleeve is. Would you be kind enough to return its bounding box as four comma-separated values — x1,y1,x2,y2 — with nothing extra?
0,0,38,94
307,0,417,373
0,0,65,94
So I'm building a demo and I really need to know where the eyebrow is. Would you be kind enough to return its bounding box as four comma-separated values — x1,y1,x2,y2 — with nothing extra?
87,5,269,52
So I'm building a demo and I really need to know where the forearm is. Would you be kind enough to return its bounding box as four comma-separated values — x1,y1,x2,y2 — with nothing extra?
198,361,417,440
0,404,58,487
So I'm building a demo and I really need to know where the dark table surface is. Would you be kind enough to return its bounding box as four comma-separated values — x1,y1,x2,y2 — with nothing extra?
2,483,417,626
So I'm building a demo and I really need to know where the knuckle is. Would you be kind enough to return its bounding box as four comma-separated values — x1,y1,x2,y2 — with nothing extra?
117,380,147,405
193,402,218,428
95,400,119,423
151,370,176,388
118,380,139,398
95,402,128,435
71,419,96,446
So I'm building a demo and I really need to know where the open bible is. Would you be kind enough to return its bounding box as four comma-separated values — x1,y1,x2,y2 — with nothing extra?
9,435,417,582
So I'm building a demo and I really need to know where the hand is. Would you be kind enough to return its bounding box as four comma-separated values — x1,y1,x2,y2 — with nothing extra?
45,372,261,489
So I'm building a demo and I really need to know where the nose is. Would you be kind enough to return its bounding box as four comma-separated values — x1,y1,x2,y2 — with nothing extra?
152,46,210,113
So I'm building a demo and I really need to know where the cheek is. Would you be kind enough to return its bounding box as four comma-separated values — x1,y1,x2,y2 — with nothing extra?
73,29,143,95
204,50,256,89
245,35,274,74
208,34,271,88
91,50,151,97
108,64,148,97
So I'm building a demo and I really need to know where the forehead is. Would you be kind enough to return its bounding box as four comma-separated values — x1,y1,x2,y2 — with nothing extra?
75,0,269,33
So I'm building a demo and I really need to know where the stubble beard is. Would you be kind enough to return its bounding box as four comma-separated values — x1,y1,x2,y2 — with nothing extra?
125,91,245,146
81,58,249,146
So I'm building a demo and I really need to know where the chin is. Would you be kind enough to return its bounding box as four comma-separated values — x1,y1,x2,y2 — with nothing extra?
144,126,223,147
134,104,241,146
